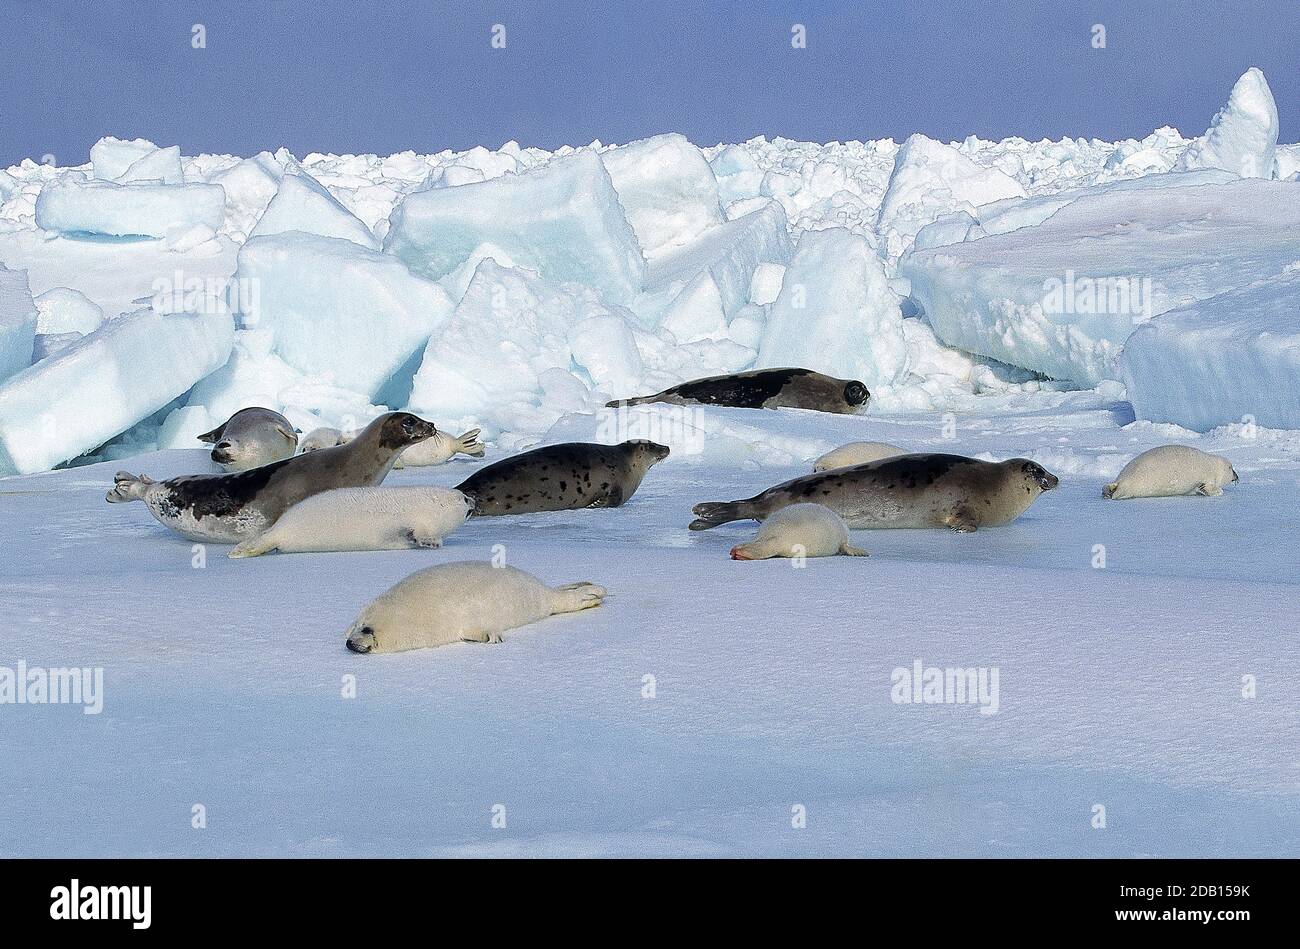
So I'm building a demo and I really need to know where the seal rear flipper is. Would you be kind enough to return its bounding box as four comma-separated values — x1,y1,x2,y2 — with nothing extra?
1102,481,1120,499
196,425,224,444
604,394,655,409
688,500,752,531
552,582,607,613
454,428,485,457
840,542,870,557
106,471,153,503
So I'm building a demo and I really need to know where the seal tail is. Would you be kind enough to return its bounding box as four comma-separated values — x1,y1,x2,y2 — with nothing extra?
689,500,754,531
229,532,278,559
105,471,154,504
551,582,607,614
454,428,485,458
604,395,655,409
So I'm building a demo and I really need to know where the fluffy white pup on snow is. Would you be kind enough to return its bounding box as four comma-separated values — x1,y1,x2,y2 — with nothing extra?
229,486,473,557
1103,445,1238,499
344,562,606,653
729,503,869,560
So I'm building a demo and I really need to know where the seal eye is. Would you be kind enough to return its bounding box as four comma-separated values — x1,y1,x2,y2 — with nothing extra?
401,417,416,434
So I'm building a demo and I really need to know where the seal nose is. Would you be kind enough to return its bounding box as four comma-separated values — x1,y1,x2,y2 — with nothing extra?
211,441,233,463
347,626,376,653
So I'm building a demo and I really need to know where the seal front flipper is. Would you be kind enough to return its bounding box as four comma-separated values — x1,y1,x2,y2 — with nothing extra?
228,534,279,558
689,500,754,531
404,527,444,549
941,505,978,532
587,484,624,509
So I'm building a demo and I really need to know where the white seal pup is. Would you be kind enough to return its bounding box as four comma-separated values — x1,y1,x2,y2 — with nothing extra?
1103,445,1239,499
607,368,869,415
691,454,1059,533
229,486,473,558
198,407,299,471
812,441,905,472
729,503,869,560
394,427,485,468
107,412,436,542
298,427,349,454
301,424,483,468
344,562,606,654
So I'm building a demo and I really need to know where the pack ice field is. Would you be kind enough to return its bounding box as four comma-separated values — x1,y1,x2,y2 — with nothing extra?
0,68,1297,856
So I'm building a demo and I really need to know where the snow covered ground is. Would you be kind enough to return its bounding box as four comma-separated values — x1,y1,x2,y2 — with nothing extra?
1,400,1297,857
2,67,1299,856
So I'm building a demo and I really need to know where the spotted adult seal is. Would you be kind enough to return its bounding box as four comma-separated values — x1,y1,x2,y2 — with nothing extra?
197,406,299,471
107,412,436,542
606,368,870,415
691,453,1059,532
1103,445,1238,499
456,440,670,516
345,561,606,654
729,503,869,560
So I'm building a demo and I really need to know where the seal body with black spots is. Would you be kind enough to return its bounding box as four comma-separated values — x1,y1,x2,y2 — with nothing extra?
345,562,606,654
730,503,869,560
606,368,869,415
456,440,670,516
691,453,1059,532
813,441,905,472
106,412,436,542
199,406,298,471
229,486,473,557
1103,445,1238,500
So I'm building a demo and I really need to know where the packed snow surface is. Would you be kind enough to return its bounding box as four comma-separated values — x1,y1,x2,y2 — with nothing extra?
2,399,1298,857
1,67,1299,856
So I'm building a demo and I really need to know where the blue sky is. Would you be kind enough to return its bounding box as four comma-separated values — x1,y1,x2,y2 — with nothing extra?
3,1,1297,166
